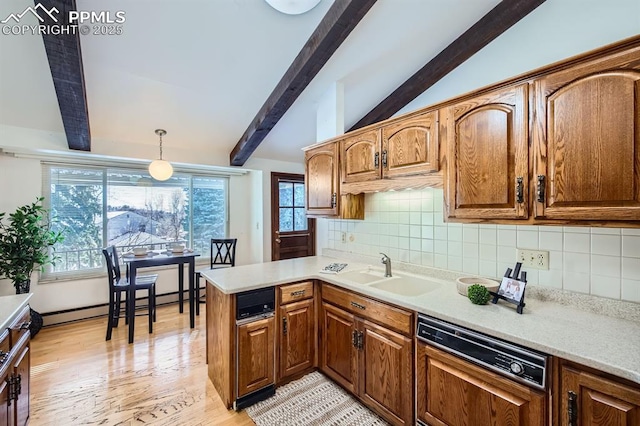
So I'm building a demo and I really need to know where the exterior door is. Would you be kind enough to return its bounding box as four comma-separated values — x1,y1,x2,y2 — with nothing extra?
271,173,315,261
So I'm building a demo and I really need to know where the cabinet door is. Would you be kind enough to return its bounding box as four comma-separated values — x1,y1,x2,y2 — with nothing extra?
305,143,339,216
236,317,274,399
341,129,382,183
560,365,640,426
359,320,413,425
382,110,439,179
12,344,28,426
279,299,315,381
445,84,529,220
419,344,546,426
319,302,358,394
0,372,8,426
534,47,640,220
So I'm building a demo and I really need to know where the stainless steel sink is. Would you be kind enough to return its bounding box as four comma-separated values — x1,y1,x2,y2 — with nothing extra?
369,276,442,296
340,269,391,284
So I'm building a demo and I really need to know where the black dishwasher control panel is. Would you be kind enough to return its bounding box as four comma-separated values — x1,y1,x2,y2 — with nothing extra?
236,287,275,320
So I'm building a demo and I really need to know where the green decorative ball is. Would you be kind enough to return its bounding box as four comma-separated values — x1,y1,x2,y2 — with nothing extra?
467,284,491,305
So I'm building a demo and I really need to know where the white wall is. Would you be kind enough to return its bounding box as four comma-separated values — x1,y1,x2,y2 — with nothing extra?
326,190,640,303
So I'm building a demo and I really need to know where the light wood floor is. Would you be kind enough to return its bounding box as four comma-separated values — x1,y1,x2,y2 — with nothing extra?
30,303,254,426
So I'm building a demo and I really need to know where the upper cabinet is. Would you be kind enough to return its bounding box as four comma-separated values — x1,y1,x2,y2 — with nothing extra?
444,84,529,220
341,111,441,194
304,142,364,219
533,46,640,221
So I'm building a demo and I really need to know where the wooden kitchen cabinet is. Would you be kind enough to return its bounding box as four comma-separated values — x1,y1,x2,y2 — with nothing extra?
341,111,440,194
304,141,364,219
236,316,275,399
320,284,414,425
0,306,31,426
444,84,529,220
533,46,640,221
278,281,315,382
417,343,546,426
559,362,640,426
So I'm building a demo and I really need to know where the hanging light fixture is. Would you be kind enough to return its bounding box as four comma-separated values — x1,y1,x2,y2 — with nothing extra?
148,129,173,181
264,0,321,15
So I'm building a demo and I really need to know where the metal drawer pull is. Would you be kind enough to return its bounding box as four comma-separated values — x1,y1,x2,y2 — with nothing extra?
290,290,306,297
568,391,577,425
350,301,366,310
516,177,524,204
18,321,31,330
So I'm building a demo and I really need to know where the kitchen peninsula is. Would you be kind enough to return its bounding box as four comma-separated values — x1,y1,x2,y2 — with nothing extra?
202,255,640,426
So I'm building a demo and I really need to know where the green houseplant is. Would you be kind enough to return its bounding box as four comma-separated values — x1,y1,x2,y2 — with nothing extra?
0,197,64,337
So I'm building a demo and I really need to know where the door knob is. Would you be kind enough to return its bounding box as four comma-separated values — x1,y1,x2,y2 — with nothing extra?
275,238,281,243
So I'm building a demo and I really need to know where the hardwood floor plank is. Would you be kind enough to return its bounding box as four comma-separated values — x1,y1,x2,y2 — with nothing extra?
30,304,254,425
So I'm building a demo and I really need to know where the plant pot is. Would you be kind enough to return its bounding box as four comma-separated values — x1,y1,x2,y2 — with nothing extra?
14,279,43,337
15,279,31,294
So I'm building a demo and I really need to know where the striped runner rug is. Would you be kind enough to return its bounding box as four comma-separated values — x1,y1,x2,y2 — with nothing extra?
245,371,389,426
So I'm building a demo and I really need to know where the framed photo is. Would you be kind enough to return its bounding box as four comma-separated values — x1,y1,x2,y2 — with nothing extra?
497,277,526,303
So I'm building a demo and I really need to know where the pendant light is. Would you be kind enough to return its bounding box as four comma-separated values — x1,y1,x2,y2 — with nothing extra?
264,0,321,15
148,129,173,181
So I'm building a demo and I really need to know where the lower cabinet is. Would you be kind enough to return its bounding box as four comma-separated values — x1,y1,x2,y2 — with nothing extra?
278,299,315,381
0,306,31,426
320,284,413,426
236,317,275,399
559,362,640,426
417,342,546,426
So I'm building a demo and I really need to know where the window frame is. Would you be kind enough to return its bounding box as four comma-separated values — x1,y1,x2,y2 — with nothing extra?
41,163,229,282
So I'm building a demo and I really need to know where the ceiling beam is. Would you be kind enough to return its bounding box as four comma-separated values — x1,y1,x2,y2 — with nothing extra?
230,0,377,166
39,0,91,151
349,0,546,131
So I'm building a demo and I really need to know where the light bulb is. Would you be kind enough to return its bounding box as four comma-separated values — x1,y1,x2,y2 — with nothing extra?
149,159,173,181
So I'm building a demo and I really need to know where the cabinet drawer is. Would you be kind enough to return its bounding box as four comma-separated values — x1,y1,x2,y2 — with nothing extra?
322,284,412,336
279,281,314,305
0,330,9,370
8,305,30,348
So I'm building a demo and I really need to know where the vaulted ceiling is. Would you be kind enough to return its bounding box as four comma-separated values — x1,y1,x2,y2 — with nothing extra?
0,0,638,167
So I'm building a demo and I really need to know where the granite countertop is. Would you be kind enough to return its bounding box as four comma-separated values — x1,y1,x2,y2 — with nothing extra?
0,294,32,331
200,255,640,385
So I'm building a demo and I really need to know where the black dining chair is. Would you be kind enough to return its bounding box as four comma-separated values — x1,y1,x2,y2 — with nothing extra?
102,246,158,341
195,238,237,315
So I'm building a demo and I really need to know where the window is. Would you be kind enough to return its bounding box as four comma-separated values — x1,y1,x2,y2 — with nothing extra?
278,181,307,232
44,165,228,279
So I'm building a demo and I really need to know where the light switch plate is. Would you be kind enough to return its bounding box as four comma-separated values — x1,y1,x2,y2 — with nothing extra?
516,249,549,270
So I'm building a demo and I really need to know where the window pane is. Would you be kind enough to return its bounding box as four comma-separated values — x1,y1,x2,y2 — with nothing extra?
294,183,305,207
107,170,189,253
279,208,293,232
294,208,307,231
279,182,293,207
49,167,104,273
188,176,228,257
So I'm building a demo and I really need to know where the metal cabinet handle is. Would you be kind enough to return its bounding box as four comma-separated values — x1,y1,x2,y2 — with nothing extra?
382,150,388,168
350,301,366,310
374,152,380,169
568,391,577,426
537,175,546,203
516,177,524,204
282,317,288,336
290,290,305,297
331,193,337,208
352,330,358,348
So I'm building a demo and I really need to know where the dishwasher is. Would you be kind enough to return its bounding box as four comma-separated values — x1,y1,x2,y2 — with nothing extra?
234,287,276,410
416,314,549,426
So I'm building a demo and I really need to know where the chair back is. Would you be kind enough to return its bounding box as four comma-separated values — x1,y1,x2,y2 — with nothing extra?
102,246,123,289
210,238,237,269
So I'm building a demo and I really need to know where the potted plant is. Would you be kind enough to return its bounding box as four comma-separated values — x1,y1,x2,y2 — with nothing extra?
0,197,64,337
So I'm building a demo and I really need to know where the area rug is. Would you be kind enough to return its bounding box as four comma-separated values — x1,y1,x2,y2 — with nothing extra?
245,371,389,426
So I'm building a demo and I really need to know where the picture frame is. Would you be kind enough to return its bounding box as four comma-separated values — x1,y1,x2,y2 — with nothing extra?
497,276,527,304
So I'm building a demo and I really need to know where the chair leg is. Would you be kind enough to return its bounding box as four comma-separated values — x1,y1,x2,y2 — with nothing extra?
195,273,200,316
124,292,129,325
114,291,122,328
106,292,115,341
148,288,153,334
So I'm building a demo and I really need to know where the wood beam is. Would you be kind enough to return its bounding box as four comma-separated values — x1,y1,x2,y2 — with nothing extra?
230,0,377,166
39,0,91,151
349,0,546,131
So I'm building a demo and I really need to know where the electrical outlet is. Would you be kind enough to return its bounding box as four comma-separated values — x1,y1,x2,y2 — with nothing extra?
516,249,549,270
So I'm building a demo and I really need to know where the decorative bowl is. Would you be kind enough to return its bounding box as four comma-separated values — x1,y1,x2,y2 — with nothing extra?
133,247,148,256
456,277,500,296
171,244,185,253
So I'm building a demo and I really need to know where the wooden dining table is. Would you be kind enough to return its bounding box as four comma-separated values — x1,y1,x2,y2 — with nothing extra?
123,250,200,344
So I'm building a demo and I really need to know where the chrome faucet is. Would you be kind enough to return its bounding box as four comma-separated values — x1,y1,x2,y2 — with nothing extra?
380,252,392,277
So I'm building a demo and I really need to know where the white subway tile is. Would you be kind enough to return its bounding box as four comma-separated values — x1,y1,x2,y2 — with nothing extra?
421,239,434,253
435,254,448,269
538,269,563,289
622,235,640,258
398,249,410,263
591,227,620,235
448,256,463,272
421,198,434,212
621,279,640,303
479,261,497,279
434,226,448,240
463,227,479,243
480,228,497,245
421,252,434,267
388,223,399,237
497,246,515,263
462,258,479,275
448,241,463,256
410,212,421,225
517,230,539,249
562,271,590,294
434,212,445,226
398,237,409,249
410,238,421,251
622,228,640,236
409,225,421,238
497,229,517,246
410,199,421,212
622,257,640,280
524,270,538,285
564,252,589,273
564,233,590,253
421,212,434,225
463,242,479,259
448,227,463,241
479,244,497,261
539,231,563,251
422,226,434,239
398,211,410,223
398,224,409,237
563,226,590,234
410,250,422,265
388,236,399,249
590,234,620,256
590,275,621,300
549,251,563,270
435,240,448,255
590,255,621,278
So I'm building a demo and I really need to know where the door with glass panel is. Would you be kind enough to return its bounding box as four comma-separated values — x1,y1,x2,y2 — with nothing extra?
271,173,315,261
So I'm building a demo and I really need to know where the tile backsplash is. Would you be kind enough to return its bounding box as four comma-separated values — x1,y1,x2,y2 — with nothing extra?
324,188,640,303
